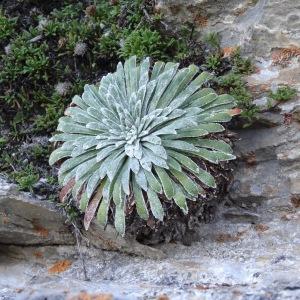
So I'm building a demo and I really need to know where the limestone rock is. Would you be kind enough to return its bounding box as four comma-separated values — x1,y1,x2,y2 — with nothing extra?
0,178,165,259
0,178,75,246
1,1,300,299
83,222,166,259
1,105,300,298
157,0,300,58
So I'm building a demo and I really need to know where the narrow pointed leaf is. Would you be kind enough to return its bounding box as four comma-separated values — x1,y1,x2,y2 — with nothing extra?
154,166,175,200
170,168,203,196
147,189,164,221
144,170,162,193
133,179,149,220
173,185,188,214
84,182,104,230
115,204,126,236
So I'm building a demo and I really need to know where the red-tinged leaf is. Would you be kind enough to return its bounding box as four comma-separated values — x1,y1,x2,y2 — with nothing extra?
228,108,242,116
59,178,75,203
83,186,103,230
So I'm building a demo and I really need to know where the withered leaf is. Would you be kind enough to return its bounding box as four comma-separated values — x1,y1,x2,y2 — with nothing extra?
228,108,242,116
83,185,103,230
59,178,75,203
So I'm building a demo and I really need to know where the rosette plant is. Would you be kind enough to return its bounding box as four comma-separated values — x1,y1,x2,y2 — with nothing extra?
49,56,236,235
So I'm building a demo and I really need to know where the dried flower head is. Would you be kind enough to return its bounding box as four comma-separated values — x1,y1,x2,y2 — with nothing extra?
74,42,88,56
4,44,11,55
85,5,97,17
55,82,72,96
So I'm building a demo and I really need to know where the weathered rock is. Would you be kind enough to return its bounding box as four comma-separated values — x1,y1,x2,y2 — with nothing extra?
1,1,300,298
0,178,75,246
157,0,300,58
0,178,165,259
83,222,166,259
1,104,300,299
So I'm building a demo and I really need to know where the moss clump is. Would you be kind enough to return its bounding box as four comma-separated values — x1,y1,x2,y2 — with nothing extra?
0,0,194,134
12,165,39,193
270,86,297,102
231,48,254,75
0,9,17,41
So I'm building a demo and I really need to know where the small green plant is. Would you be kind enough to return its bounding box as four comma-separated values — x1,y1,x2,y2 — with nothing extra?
49,56,236,235
231,48,254,75
218,72,252,104
240,106,260,127
96,28,120,58
203,32,220,50
46,175,58,185
119,28,169,60
35,101,65,132
50,3,83,21
57,200,81,222
0,137,7,149
0,10,17,41
31,145,50,160
205,54,221,70
269,86,297,102
218,72,257,126
13,165,39,192
1,32,49,80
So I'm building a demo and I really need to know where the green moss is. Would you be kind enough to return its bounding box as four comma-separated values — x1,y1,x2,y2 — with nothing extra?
231,48,254,75
12,165,39,192
205,54,221,70
0,9,17,41
218,72,258,126
119,28,168,60
270,86,297,102
203,32,220,50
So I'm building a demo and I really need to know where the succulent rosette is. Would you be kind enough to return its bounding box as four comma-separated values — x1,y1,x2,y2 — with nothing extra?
49,56,236,235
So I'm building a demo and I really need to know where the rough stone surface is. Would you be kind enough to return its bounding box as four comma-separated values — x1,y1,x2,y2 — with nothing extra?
1,94,300,299
0,179,75,246
0,179,164,259
1,1,300,299
157,0,300,57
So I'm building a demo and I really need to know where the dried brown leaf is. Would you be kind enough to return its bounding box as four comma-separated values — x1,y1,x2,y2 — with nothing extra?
228,108,242,116
83,186,103,230
59,178,75,203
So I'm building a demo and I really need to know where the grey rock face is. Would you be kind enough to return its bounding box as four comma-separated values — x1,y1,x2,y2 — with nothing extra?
1,100,300,299
156,0,300,57
1,1,300,297
0,179,164,259
0,179,75,246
